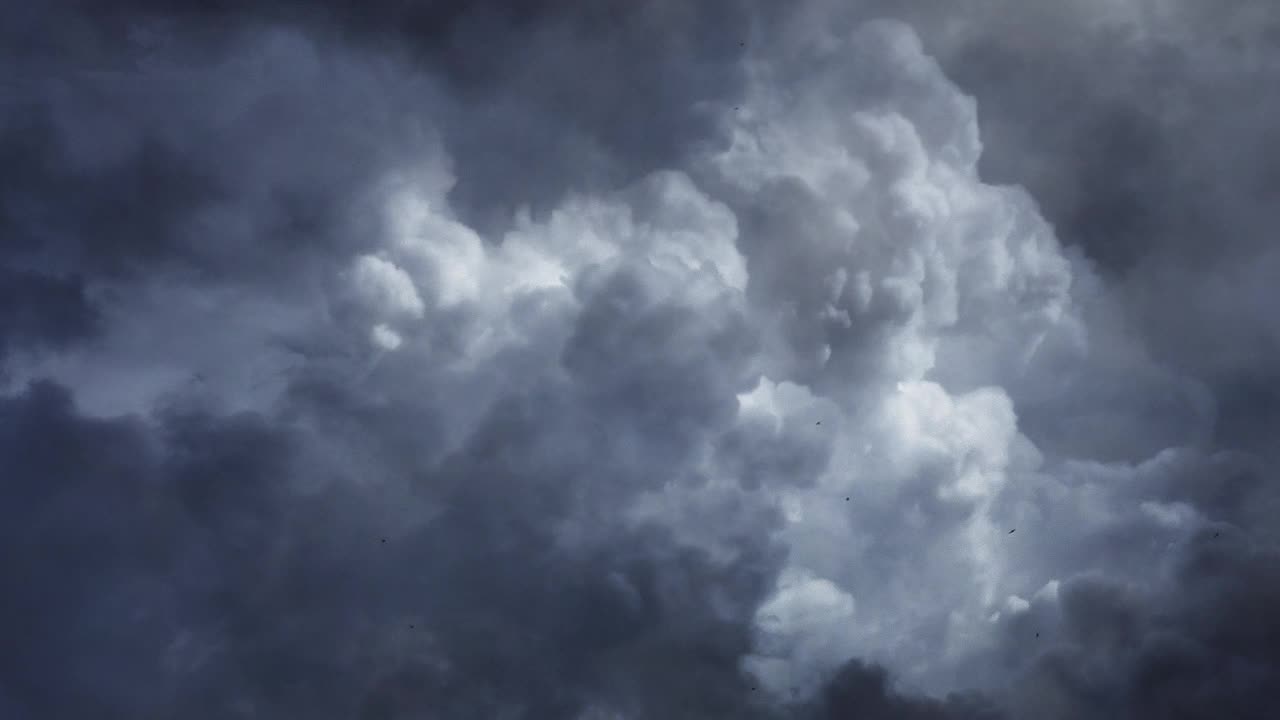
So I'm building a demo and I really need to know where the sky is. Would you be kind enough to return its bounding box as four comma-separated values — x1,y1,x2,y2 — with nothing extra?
2,1,1279,718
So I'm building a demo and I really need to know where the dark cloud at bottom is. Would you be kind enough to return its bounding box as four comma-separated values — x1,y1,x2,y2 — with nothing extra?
0,380,780,718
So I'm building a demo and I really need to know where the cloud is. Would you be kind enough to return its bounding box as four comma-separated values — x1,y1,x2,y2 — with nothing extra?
992,530,1280,720
348,255,426,319
907,0,1280,459
812,659,1005,720
2,1,1280,718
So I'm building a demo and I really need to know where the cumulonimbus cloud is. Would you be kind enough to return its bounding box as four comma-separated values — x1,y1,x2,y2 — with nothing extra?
2,2,1278,718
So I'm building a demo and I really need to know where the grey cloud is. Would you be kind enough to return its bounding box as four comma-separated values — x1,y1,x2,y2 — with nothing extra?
812,660,1005,720
914,0,1280,459
0,20,444,378
999,535,1280,720
5,1,1280,718
0,368,784,718
44,0,773,231
0,268,97,362
0,0,764,356
917,9,1280,711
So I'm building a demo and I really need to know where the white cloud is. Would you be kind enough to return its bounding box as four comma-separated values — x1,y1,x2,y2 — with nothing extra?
743,568,860,698
369,323,403,351
348,254,426,319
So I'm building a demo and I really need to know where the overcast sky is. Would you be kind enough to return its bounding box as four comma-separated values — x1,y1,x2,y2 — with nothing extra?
3,1,1279,718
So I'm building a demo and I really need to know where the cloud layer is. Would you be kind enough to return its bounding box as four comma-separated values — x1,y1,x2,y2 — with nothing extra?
3,1,1279,718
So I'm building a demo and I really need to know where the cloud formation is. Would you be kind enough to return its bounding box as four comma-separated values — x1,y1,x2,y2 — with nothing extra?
2,1,1279,718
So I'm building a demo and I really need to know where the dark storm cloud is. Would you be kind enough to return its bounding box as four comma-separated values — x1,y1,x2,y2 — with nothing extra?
17,0,773,231
0,11,439,371
812,660,1005,720
0,4,767,716
0,369,783,718
907,8,1280,712
996,532,1280,720
0,6,795,702
0,268,97,361
911,0,1280,457
5,0,1280,718
0,0,771,357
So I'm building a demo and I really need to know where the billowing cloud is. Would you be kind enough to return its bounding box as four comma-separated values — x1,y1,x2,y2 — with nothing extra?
2,1,1279,718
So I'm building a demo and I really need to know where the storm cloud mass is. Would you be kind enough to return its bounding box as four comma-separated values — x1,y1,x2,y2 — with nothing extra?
3,1,1279,718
